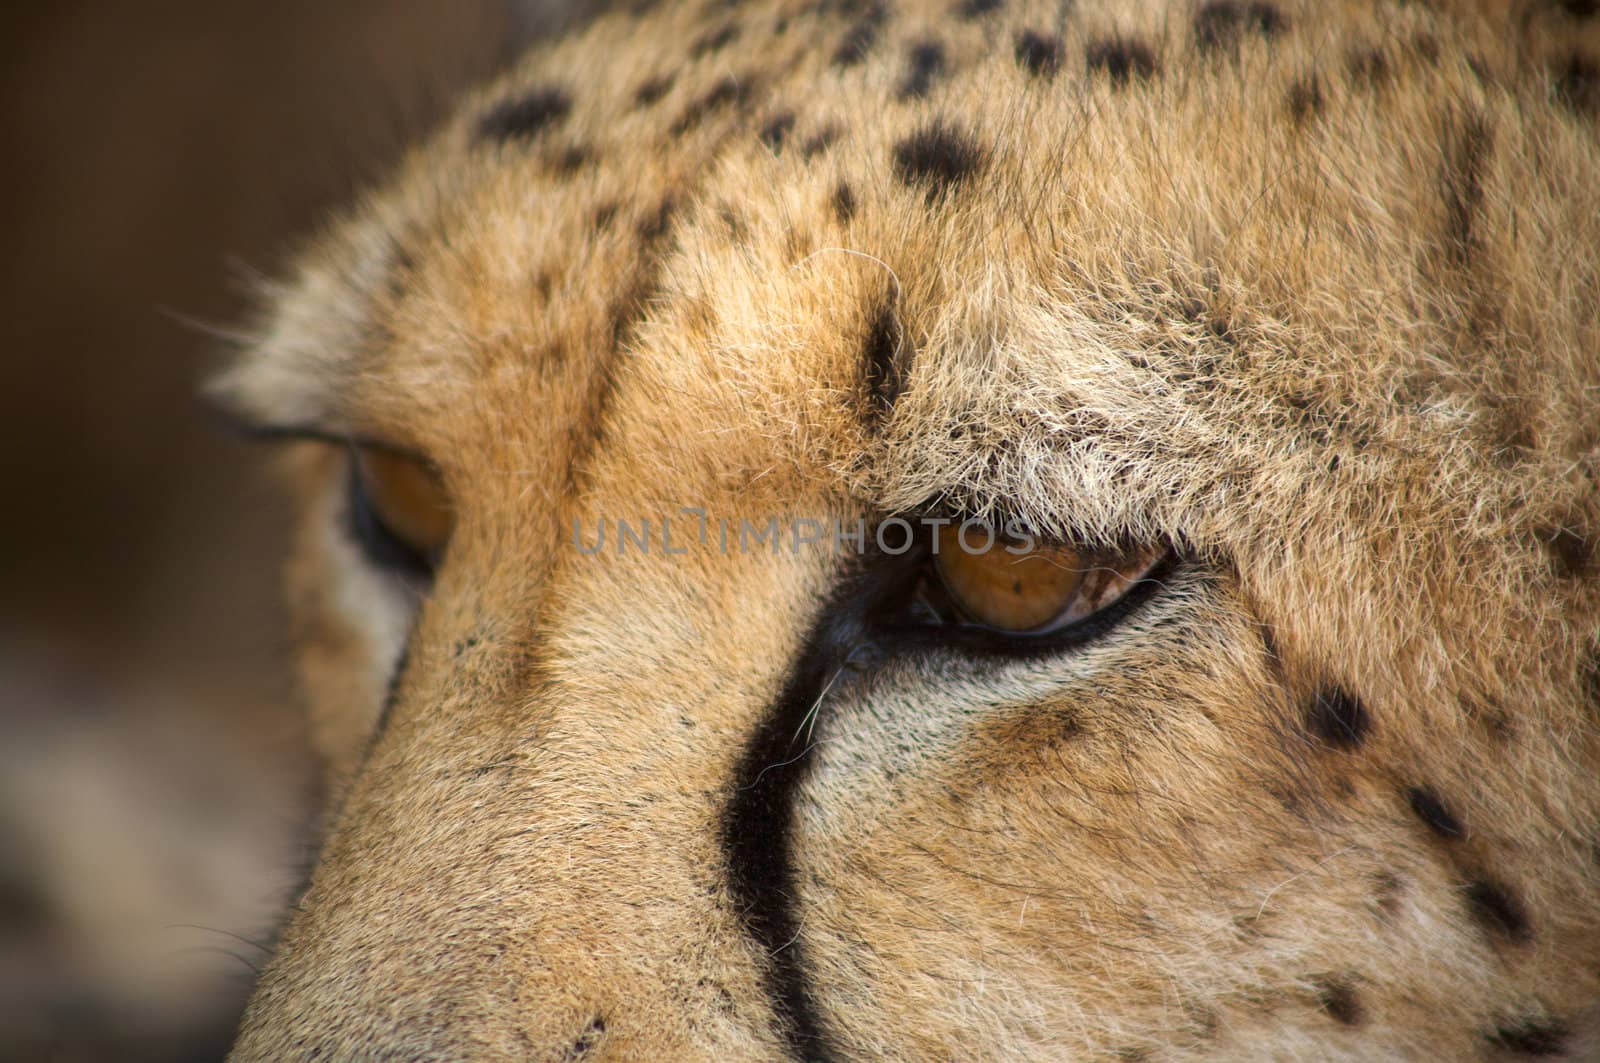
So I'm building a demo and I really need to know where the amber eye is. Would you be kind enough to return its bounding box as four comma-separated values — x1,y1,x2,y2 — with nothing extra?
348,446,453,578
931,524,1164,635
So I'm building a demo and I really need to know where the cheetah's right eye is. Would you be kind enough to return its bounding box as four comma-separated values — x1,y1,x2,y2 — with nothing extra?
928,525,1167,637
347,446,453,580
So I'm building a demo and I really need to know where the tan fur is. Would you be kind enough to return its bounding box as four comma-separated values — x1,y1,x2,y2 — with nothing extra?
217,0,1600,1058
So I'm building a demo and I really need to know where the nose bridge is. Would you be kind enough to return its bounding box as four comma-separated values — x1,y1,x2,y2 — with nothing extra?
231,588,794,1061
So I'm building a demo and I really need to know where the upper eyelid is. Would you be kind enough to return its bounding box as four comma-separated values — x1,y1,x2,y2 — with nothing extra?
205,402,427,463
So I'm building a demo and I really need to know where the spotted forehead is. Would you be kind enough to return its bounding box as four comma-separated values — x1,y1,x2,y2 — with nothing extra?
219,0,1598,536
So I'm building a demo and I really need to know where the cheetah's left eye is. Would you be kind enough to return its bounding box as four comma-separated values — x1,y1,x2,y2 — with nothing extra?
928,525,1166,637
347,446,453,579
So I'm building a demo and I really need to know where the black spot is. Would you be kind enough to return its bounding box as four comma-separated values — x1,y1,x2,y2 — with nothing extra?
592,200,620,230
801,125,841,158
669,75,750,136
1316,979,1365,1026
1014,29,1063,78
690,22,740,57
859,294,905,429
550,144,592,175
1286,73,1324,123
1194,1,1287,54
1372,870,1405,919
1345,45,1391,88
1488,1018,1570,1056
1086,37,1158,84
636,195,676,245
717,204,749,241
1306,687,1371,750
759,110,797,150
830,180,857,224
947,0,998,17
1441,109,1494,267
1559,0,1598,16
833,3,887,68
607,273,662,352
1555,52,1600,116
899,40,947,99
954,0,1003,18
1405,786,1465,839
891,120,987,201
562,1017,607,1060
476,86,571,144
1540,525,1596,578
1463,877,1532,943
633,74,675,107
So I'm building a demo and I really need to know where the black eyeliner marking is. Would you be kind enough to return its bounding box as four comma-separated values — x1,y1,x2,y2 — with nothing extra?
722,564,894,1059
723,535,1176,1055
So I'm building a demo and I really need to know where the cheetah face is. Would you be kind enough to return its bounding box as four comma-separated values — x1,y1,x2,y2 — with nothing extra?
218,0,1600,1058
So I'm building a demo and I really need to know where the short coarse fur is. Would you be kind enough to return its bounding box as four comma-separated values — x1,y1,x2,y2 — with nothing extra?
216,0,1600,1058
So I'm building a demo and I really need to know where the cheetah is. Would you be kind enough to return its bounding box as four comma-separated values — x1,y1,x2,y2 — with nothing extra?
215,0,1600,1057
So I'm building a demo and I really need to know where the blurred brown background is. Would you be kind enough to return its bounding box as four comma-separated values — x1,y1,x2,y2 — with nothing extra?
0,3,595,1058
